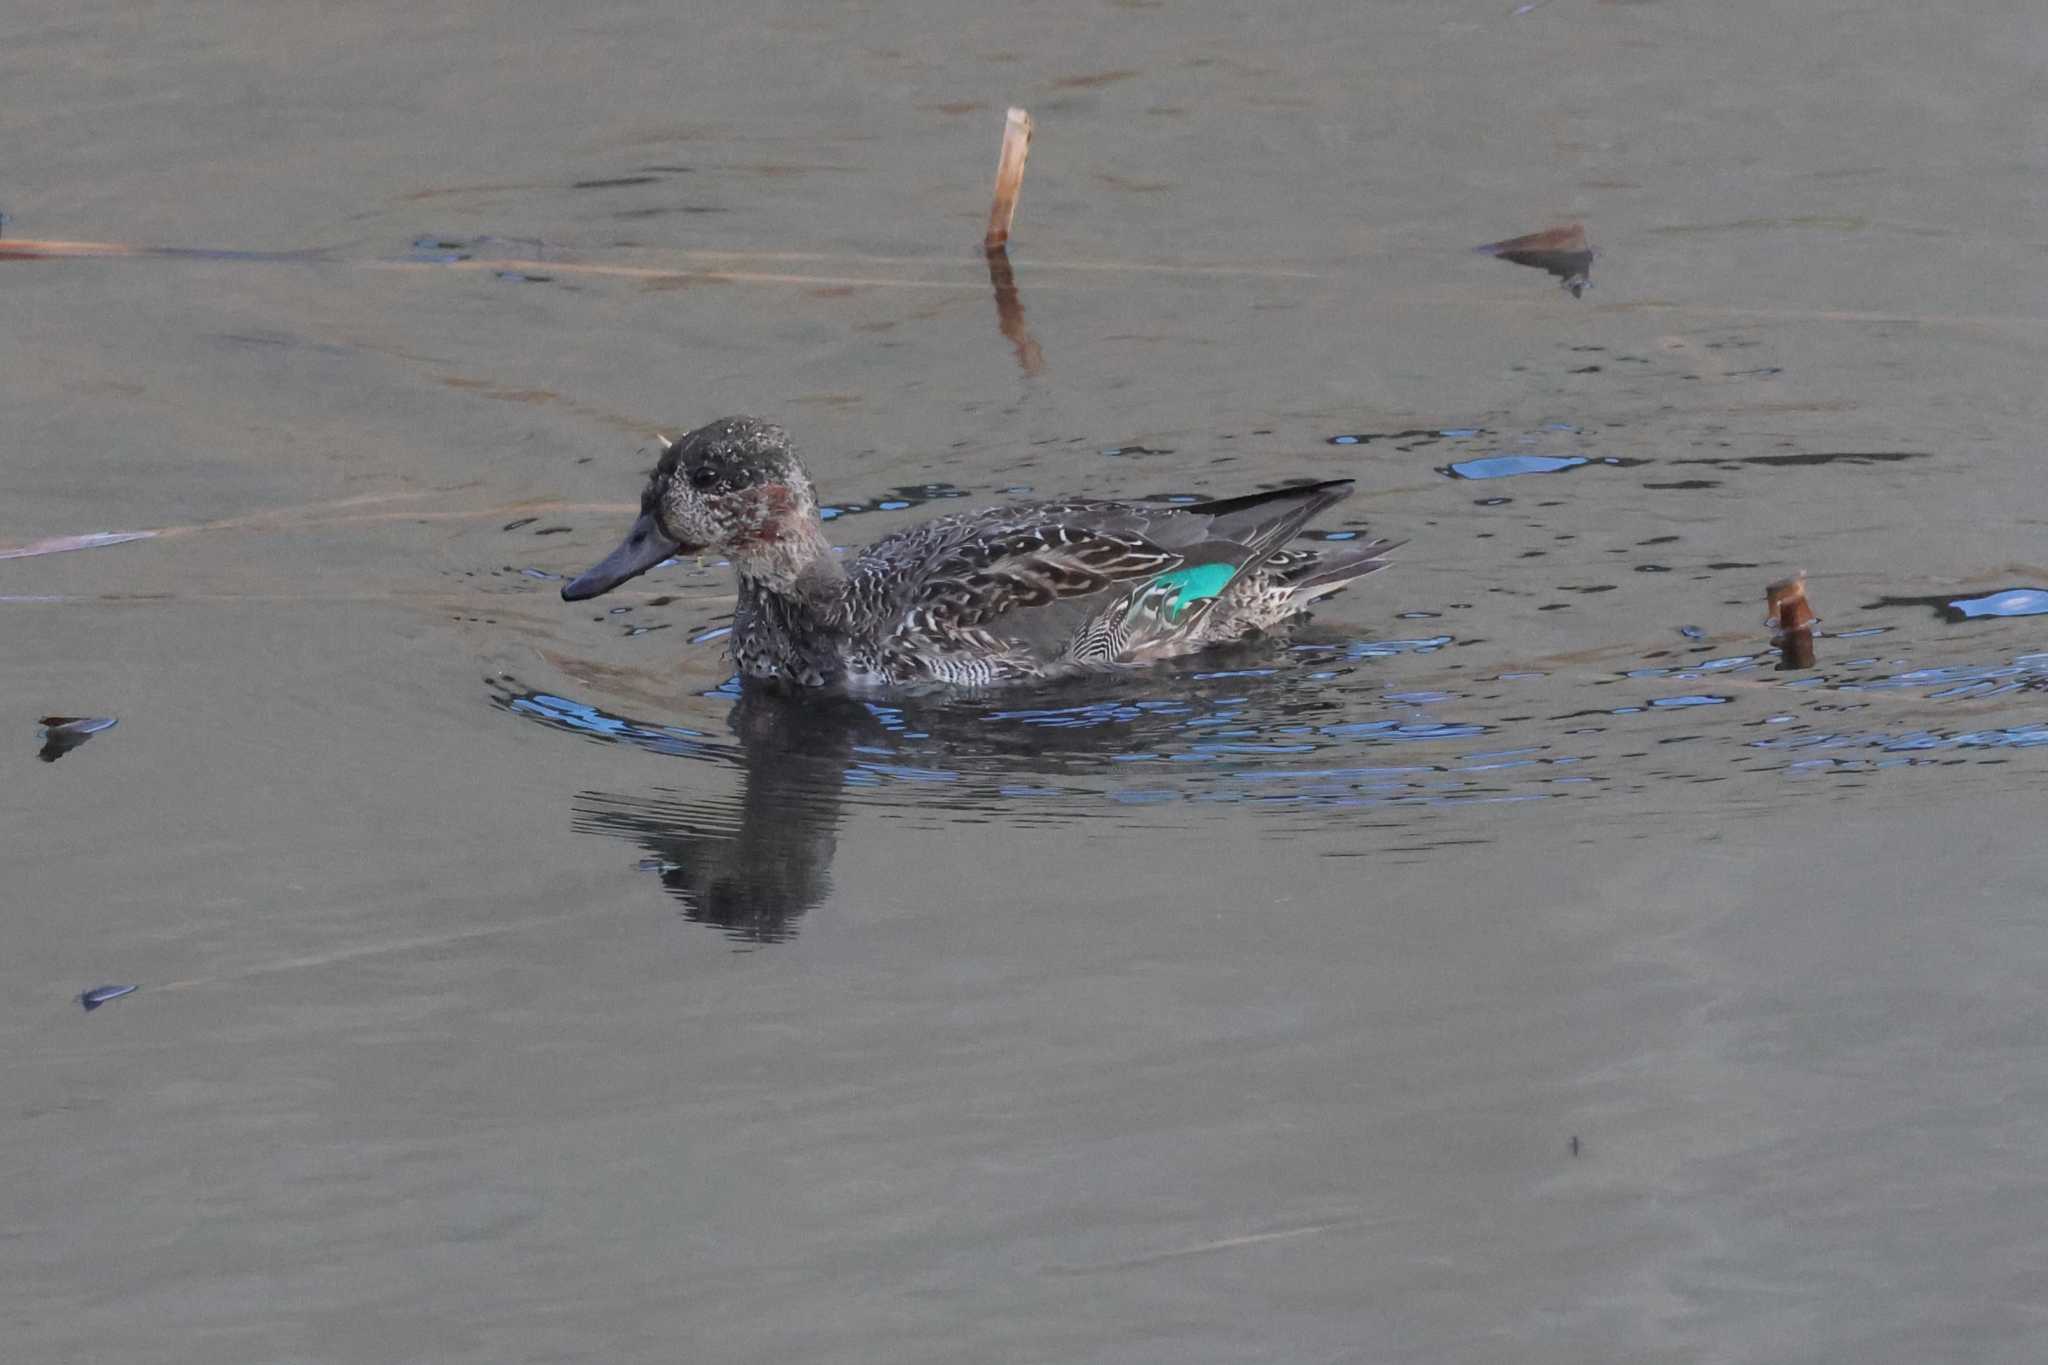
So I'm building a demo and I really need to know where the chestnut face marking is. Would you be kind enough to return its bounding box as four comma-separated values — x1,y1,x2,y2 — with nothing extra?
719,483,802,552
562,418,824,602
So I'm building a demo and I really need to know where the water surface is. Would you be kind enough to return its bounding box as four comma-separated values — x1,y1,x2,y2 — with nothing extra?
6,3,2047,1362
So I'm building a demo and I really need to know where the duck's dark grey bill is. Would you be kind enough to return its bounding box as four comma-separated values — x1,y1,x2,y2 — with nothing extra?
561,512,686,601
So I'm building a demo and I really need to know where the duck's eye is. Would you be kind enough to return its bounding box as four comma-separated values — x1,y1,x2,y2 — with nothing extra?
688,466,718,491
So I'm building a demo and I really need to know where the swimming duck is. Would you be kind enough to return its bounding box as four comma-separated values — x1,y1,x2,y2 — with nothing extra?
562,417,1397,689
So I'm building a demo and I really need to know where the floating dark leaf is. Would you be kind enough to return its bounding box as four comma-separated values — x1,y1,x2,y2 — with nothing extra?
1476,222,1594,297
37,715,117,763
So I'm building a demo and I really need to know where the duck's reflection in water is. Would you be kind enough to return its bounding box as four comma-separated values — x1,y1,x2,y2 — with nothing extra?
498,657,1333,943
570,689,873,942
494,635,1492,943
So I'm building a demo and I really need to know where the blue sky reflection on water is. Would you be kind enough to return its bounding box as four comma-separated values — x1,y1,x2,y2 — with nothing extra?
495,617,2048,835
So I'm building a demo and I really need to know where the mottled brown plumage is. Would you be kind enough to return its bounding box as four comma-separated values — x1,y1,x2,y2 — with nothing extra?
564,417,1398,690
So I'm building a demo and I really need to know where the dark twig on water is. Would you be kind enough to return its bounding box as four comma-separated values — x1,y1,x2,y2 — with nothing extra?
80,985,139,1011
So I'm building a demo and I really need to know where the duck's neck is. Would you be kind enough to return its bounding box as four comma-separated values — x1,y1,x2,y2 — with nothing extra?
731,516,844,610
730,519,853,683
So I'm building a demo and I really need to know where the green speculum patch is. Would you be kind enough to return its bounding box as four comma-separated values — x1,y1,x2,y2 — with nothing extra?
1149,562,1237,622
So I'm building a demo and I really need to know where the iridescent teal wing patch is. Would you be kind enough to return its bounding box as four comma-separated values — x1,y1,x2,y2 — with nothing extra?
1127,561,1238,626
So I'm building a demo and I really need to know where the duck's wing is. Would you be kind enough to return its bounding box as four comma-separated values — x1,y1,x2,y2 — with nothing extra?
858,482,1355,671
876,515,1181,667
1062,480,1358,662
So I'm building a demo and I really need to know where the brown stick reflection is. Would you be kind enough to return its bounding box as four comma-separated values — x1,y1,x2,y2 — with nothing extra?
1767,573,1816,670
986,245,1045,376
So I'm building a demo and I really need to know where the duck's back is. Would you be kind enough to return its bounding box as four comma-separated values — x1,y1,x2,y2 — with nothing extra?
840,484,1392,685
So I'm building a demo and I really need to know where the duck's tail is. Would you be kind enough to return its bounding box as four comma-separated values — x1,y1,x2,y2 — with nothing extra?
1275,536,1402,606
1183,478,1355,536
1182,479,1361,603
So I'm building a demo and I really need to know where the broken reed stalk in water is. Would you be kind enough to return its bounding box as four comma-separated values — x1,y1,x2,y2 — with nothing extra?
1767,573,1816,670
984,107,1035,249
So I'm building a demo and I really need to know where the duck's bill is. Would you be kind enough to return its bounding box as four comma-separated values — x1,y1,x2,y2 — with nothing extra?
560,513,687,601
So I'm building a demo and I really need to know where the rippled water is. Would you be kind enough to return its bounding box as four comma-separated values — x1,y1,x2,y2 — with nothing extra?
11,3,2047,1360
500,515,2048,943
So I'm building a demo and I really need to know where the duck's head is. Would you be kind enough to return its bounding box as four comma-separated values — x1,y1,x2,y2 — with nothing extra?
561,416,822,602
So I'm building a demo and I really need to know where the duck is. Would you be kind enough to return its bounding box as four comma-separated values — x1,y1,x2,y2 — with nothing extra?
562,416,1398,690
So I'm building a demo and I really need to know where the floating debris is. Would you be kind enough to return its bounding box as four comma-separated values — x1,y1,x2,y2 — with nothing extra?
80,984,138,1011
1326,428,1450,448
410,236,473,263
0,529,158,561
38,715,117,763
1475,223,1594,297
1768,574,1817,669
1674,450,1930,470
